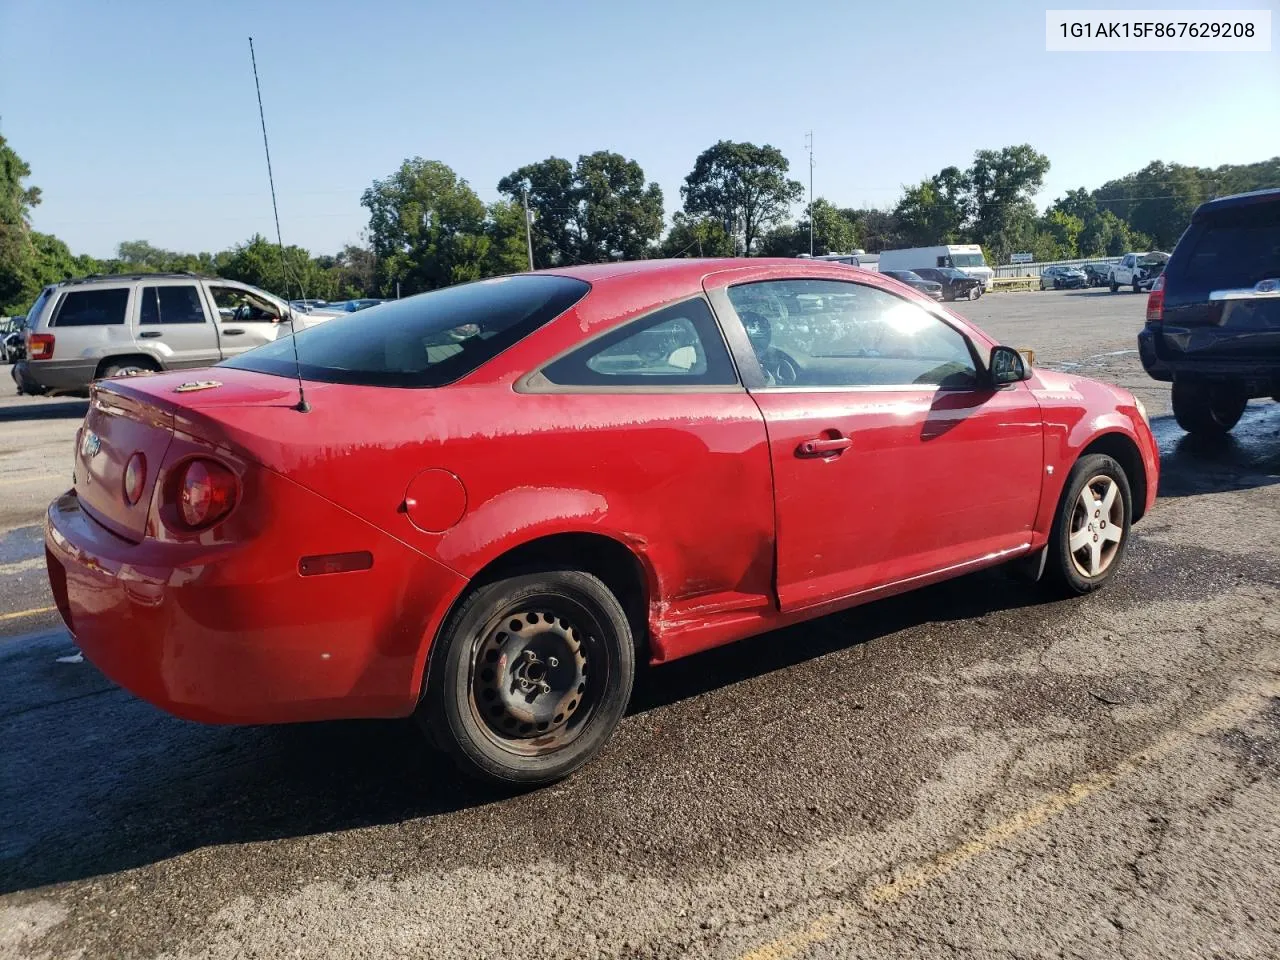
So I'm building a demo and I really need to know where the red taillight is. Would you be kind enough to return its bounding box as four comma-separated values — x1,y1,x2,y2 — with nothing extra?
179,459,238,529
1145,274,1165,322
28,333,55,360
123,453,146,505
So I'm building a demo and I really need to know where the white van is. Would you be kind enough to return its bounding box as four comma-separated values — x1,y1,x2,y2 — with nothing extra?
877,245,993,290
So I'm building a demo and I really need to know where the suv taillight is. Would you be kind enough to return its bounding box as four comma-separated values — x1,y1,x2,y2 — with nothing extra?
27,333,55,360
178,459,238,529
1145,274,1165,322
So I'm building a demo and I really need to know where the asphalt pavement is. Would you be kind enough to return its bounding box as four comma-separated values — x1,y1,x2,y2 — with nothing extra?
1,289,1278,960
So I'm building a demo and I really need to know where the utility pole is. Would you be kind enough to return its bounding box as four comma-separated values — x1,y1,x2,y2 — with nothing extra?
522,187,535,271
805,131,815,257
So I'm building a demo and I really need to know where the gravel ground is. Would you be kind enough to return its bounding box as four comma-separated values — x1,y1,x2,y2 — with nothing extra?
1,288,1278,960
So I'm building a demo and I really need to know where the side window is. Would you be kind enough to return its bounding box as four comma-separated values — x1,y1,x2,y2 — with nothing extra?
51,288,129,327
208,285,281,323
726,279,979,390
138,286,207,325
541,298,737,387
937,256,947,267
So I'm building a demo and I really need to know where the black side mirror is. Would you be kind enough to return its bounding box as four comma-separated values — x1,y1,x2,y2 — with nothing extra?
989,345,1032,385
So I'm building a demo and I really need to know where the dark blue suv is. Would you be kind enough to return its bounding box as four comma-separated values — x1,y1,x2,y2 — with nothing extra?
1138,188,1280,436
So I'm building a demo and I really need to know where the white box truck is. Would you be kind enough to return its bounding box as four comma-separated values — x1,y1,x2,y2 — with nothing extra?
877,245,994,292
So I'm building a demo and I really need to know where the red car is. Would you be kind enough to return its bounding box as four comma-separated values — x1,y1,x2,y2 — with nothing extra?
45,260,1158,785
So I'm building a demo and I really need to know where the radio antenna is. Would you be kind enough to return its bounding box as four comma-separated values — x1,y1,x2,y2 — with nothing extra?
249,36,309,413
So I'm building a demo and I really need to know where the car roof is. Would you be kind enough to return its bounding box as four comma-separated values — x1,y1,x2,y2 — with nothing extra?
1193,187,1280,221
539,257,893,286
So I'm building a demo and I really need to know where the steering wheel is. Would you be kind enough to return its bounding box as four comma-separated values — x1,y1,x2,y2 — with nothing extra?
763,349,799,385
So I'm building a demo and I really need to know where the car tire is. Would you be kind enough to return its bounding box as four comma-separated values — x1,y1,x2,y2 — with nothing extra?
969,286,981,300
1109,278,1119,293
100,359,158,379
1043,453,1133,597
1171,381,1247,436
1053,280,1062,290
420,569,635,787
1132,278,1141,293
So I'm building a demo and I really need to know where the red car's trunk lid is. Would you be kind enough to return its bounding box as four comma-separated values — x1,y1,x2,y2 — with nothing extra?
76,387,176,543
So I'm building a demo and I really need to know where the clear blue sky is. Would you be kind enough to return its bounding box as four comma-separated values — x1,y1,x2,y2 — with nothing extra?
2,0,1276,259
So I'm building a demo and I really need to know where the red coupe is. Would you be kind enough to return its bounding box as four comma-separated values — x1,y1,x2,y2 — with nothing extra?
45,259,1158,785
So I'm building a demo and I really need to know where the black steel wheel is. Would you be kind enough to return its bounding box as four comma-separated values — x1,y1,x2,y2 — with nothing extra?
421,569,635,786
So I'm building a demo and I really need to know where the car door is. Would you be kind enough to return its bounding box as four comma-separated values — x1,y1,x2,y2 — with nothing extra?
204,282,291,357
706,269,1044,612
134,281,220,369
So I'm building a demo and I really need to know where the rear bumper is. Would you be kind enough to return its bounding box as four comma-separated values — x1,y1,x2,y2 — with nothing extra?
27,359,97,393
1139,327,1280,394
44,486,467,724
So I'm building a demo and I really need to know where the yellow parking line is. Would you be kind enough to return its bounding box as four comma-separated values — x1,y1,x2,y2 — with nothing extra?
0,474,62,487
740,682,1280,960
0,605,56,622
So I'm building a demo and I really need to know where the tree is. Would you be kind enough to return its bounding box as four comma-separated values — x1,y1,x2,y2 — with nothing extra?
680,141,803,256
1050,187,1096,223
758,199,859,257
362,158,491,295
483,200,535,275
843,208,902,253
1,135,43,311
894,166,971,246
660,212,734,258
497,157,576,267
968,145,1051,262
499,151,664,266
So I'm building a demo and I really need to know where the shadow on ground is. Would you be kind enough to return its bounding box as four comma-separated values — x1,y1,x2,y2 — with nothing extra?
0,399,88,422
0,566,1048,895
1154,405,1280,498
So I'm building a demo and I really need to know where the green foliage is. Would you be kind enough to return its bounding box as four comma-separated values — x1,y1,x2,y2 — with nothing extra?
680,141,803,256
1,135,44,311
894,167,970,247
499,151,664,266
759,199,860,257
362,158,491,295
660,213,734,258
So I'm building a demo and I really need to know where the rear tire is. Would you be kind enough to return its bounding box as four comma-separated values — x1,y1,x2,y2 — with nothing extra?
420,569,635,787
99,359,158,379
1172,381,1246,436
1044,454,1133,597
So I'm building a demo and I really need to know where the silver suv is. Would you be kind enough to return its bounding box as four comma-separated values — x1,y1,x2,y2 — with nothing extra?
22,273,330,394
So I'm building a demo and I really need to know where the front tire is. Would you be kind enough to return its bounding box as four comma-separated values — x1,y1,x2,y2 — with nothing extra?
1132,278,1141,293
1172,381,1246,436
1044,454,1133,597
420,569,635,787
1109,277,1119,293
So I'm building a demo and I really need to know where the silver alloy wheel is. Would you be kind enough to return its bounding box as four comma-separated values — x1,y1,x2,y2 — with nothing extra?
1068,474,1124,578
969,285,981,300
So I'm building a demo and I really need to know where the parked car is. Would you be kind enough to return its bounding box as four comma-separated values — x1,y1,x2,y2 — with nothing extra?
1083,262,1114,287
1109,252,1170,293
912,267,984,301
1040,266,1089,290
880,269,944,299
21,273,332,396
289,299,330,312
878,245,993,291
45,259,1157,786
326,298,386,313
1138,187,1279,436
0,316,26,363
804,251,881,270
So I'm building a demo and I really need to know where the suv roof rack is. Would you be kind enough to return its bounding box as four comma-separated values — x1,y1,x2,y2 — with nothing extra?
61,272,213,285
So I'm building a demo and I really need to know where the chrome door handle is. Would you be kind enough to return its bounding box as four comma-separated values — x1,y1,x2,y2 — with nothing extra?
797,436,852,457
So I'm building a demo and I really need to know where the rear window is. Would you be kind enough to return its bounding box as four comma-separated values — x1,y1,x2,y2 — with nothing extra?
1184,203,1280,288
25,287,55,327
52,288,130,327
222,275,590,387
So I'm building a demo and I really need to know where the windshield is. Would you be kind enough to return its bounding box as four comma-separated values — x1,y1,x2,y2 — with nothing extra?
948,253,987,268
222,275,590,388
